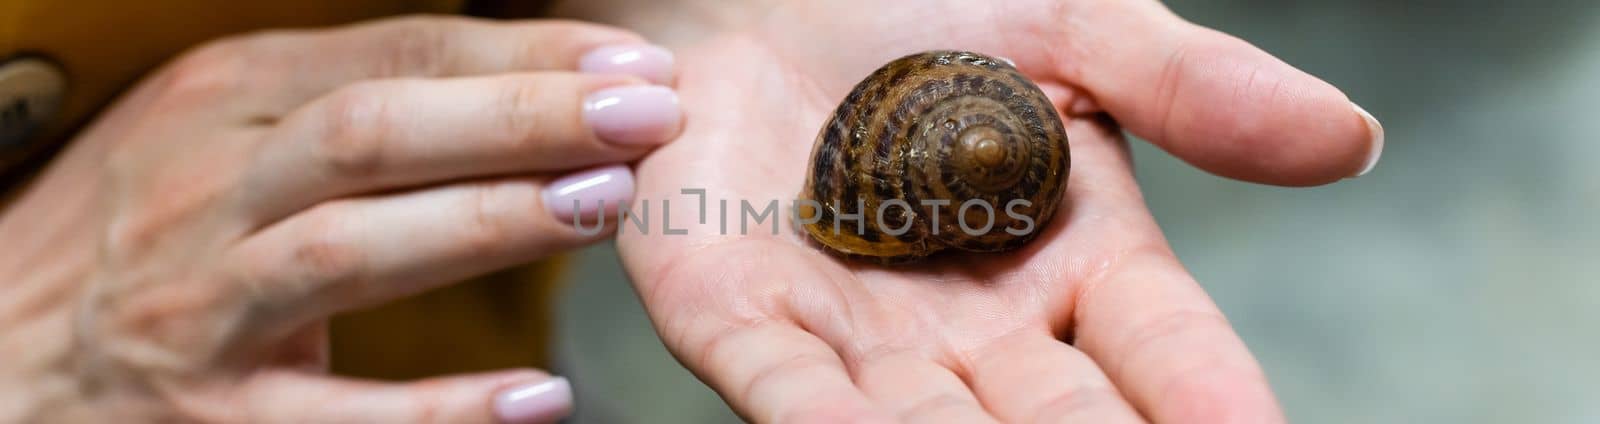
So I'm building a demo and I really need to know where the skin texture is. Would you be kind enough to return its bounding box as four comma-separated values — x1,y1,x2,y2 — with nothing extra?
598,0,1377,422
0,0,1379,421
0,16,678,422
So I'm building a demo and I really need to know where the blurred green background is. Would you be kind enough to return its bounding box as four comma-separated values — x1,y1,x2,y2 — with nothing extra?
554,1,1600,422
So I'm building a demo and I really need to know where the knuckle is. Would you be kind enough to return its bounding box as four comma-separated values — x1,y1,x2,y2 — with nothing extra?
497,78,555,150
1115,308,1231,376
369,15,459,77
1132,309,1231,351
1152,40,1192,144
286,205,369,289
101,192,213,259
409,398,444,424
289,239,366,293
900,393,978,422
1028,384,1122,422
458,182,528,257
741,353,839,406
692,322,838,404
696,322,750,371
375,378,450,423
76,273,240,369
102,214,162,258
314,82,401,177
155,41,252,102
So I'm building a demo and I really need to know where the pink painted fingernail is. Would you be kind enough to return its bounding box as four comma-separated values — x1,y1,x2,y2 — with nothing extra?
493,376,573,424
542,165,634,224
580,44,675,84
583,85,682,145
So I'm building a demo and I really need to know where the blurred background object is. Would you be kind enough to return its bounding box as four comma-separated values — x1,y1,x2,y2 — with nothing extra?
554,0,1600,422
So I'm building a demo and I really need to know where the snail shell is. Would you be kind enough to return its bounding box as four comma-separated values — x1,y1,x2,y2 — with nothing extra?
798,50,1070,264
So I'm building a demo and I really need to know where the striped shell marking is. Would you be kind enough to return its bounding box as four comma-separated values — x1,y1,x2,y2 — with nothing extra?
798,50,1070,264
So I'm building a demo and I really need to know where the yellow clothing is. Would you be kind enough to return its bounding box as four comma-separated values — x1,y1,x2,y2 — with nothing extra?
1,0,563,379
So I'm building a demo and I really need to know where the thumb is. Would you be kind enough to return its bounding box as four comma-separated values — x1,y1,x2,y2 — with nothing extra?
239,369,573,423
1051,1,1383,186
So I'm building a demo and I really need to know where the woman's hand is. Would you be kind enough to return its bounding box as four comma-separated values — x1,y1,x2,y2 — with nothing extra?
0,16,681,423
607,0,1382,422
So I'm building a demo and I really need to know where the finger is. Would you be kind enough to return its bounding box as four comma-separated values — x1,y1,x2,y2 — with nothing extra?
676,320,893,423
197,15,673,114
853,349,997,423
243,72,680,221
235,368,572,423
1071,253,1285,423
1037,1,1382,185
963,329,1144,423
228,167,632,330
1021,101,1283,420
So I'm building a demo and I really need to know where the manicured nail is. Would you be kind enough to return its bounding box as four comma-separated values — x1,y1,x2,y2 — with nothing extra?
493,376,573,424
580,44,675,85
1351,103,1385,178
584,85,682,145
542,165,634,224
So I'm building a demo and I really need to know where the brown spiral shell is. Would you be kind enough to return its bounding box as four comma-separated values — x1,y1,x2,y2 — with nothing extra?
798,50,1070,264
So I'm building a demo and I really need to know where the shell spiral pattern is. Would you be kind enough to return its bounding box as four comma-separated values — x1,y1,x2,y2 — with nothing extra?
798,50,1070,264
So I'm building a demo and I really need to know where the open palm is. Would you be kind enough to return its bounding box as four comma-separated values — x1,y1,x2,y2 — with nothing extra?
616,1,1378,422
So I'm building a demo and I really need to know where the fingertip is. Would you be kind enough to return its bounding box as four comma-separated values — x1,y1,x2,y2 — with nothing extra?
542,164,635,227
493,376,574,424
580,43,676,85
1158,366,1285,424
1068,10,1376,186
583,84,684,146
1350,102,1385,178
1151,32,1375,186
